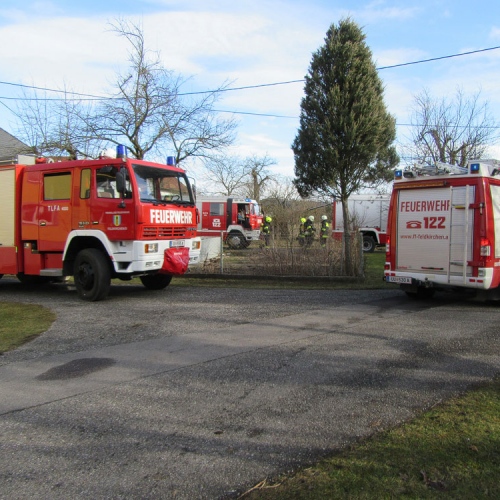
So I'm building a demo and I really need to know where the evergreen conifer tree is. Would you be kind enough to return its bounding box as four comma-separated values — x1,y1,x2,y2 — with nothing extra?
292,18,398,273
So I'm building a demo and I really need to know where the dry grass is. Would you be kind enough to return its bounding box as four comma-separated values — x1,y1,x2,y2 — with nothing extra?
196,238,365,277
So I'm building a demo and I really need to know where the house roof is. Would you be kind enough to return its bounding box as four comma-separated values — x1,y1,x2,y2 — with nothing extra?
0,127,30,160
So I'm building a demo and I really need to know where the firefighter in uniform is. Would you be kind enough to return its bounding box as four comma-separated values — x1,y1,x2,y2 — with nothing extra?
320,215,330,246
297,217,307,246
303,215,315,246
261,215,272,246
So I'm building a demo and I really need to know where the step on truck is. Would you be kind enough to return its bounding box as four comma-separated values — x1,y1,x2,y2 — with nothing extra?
195,196,263,249
0,146,201,301
384,159,500,299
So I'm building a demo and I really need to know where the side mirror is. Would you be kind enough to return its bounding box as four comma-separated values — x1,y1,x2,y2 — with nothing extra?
116,167,126,194
116,167,129,208
189,176,196,201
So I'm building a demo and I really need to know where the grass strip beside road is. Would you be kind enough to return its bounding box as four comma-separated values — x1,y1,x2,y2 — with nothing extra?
0,302,55,353
245,378,500,499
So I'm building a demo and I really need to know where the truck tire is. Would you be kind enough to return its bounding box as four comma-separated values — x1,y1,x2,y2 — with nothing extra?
73,248,111,301
140,274,172,290
362,236,376,253
226,232,245,249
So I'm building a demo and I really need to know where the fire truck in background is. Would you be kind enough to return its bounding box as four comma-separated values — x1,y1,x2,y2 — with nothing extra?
332,194,390,252
384,159,500,299
196,196,263,249
0,146,201,301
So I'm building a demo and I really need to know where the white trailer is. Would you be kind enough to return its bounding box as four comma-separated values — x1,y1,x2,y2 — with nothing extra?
332,194,390,252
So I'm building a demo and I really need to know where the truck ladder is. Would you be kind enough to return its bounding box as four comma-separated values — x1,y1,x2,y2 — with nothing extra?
448,186,473,284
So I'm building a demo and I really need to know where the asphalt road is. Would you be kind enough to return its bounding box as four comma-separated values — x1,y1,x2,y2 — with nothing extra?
0,278,499,499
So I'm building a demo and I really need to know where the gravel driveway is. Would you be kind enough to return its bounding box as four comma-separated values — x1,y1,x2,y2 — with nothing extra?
0,277,499,499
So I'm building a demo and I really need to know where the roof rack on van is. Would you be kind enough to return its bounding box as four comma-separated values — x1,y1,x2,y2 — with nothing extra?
414,162,468,176
395,161,468,179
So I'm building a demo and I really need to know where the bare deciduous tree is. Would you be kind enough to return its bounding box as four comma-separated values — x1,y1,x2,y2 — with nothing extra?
408,87,498,167
259,175,301,240
15,86,104,159
92,19,237,162
241,154,277,203
200,153,278,201
200,154,248,196
15,19,236,163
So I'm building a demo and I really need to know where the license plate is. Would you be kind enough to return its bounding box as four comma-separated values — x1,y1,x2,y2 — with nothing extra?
386,276,412,284
170,240,185,248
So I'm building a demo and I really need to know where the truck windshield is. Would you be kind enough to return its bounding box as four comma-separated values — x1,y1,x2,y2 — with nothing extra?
252,202,261,216
132,164,194,205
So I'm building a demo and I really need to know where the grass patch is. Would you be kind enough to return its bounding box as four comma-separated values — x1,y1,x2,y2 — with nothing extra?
0,302,56,353
244,378,500,499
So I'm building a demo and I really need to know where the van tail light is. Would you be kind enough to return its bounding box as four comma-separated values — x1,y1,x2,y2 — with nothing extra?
385,236,390,255
480,238,491,257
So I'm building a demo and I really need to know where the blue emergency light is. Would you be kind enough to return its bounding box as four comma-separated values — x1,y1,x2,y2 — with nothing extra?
116,144,127,159
394,170,403,179
167,156,175,166
470,163,480,173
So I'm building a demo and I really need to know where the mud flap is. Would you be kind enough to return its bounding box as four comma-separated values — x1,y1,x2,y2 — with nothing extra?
161,247,190,275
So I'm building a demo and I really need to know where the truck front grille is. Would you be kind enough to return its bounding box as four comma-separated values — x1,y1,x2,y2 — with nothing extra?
142,226,187,239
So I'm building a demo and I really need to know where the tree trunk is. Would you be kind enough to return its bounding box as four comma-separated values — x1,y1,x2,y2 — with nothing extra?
341,198,353,275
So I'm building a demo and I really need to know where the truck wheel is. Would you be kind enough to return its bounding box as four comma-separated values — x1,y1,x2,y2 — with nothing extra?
140,274,172,290
362,236,376,253
73,248,111,301
226,233,245,249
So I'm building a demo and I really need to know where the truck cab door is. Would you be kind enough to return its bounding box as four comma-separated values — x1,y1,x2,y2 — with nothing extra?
37,170,73,252
203,201,226,231
72,168,92,233
89,166,135,240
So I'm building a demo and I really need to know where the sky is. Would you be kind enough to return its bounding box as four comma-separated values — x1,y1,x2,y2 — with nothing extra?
1,0,500,185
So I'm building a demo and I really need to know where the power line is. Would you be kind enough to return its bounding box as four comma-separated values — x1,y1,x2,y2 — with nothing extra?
377,45,500,70
0,80,110,100
182,45,500,95
216,109,500,129
1,45,499,102
179,80,305,96
213,109,298,119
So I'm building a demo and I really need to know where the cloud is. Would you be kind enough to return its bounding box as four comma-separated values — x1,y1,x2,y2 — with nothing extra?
2,0,500,178
0,16,125,94
342,1,420,25
490,26,500,40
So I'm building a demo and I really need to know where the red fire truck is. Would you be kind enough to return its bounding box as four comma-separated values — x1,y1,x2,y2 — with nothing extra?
195,196,263,249
0,146,201,301
384,159,500,299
